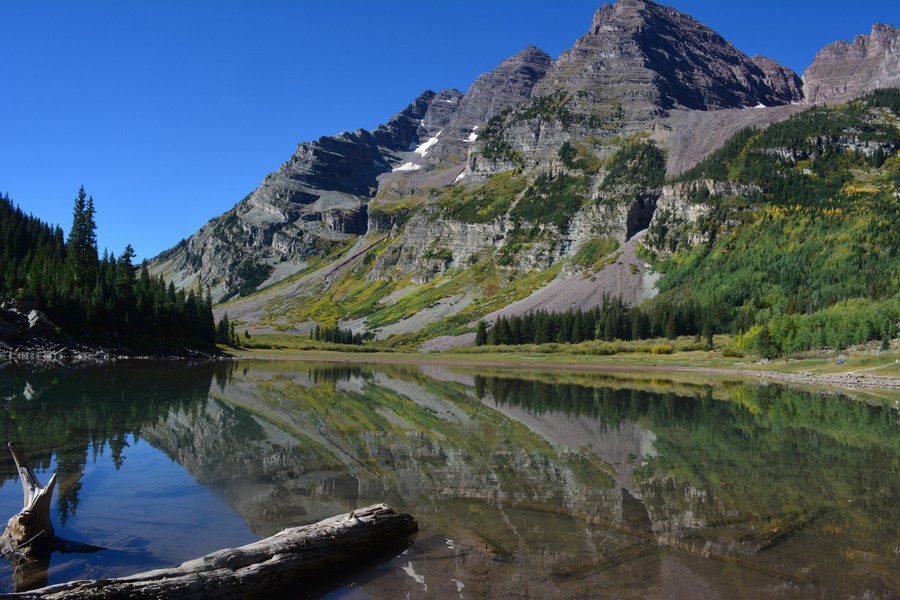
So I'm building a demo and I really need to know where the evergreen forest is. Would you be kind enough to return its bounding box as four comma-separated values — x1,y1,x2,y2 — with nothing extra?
0,187,215,348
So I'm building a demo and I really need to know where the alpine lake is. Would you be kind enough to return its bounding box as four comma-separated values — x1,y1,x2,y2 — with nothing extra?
0,359,896,598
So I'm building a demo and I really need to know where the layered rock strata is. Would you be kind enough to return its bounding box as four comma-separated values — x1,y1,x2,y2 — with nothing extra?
804,23,900,104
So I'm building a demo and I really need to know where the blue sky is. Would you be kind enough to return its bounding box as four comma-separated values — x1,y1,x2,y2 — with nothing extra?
2,1,896,261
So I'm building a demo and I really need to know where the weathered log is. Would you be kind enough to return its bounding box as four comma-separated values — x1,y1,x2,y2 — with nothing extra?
0,443,57,557
5,503,418,599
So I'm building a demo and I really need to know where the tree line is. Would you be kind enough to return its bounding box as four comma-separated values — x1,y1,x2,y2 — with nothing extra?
1,188,215,346
475,296,725,347
310,324,368,345
475,290,896,356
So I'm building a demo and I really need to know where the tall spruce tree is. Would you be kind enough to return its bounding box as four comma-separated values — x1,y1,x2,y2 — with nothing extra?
66,186,98,290
475,321,488,346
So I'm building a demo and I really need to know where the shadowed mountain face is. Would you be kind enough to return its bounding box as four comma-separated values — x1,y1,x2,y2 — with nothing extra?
151,90,460,298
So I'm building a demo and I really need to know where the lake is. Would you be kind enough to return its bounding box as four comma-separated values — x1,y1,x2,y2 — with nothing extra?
0,360,896,598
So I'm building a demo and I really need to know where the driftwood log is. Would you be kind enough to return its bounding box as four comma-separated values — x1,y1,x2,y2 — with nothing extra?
5,503,418,599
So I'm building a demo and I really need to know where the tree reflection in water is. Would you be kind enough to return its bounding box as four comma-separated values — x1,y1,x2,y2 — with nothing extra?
0,361,895,598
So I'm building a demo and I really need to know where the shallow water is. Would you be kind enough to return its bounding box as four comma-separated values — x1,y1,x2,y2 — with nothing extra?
0,360,896,598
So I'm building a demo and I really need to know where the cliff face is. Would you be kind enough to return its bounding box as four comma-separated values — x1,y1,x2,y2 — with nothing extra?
427,45,554,166
751,55,805,103
804,23,900,104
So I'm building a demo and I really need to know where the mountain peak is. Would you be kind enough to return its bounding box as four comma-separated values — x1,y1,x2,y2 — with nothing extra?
517,44,549,56
803,22,900,104
422,44,553,162
536,0,802,114
498,44,553,71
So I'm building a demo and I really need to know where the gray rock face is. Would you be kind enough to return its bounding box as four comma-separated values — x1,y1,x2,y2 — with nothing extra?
152,90,466,301
534,0,802,116
447,46,553,140
421,46,554,167
804,23,900,104
751,55,805,104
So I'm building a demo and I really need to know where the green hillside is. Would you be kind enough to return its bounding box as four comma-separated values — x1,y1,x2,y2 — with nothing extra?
645,90,900,354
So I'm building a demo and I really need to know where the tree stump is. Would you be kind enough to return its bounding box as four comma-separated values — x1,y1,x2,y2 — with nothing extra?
0,443,57,557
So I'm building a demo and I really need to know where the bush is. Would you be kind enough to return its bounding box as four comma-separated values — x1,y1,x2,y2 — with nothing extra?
651,344,674,354
571,238,620,268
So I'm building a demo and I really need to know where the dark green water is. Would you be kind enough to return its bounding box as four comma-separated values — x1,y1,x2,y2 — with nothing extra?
0,360,896,598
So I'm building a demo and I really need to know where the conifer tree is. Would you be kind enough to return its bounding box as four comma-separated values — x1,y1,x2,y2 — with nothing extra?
475,321,488,346
66,187,98,290
215,313,231,345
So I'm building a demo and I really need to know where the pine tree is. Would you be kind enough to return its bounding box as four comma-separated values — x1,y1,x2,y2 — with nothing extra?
757,324,777,359
664,313,678,340
571,310,585,343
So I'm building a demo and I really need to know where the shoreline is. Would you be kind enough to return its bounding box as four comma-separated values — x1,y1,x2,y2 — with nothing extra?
3,338,898,393
0,337,224,365
225,349,900,392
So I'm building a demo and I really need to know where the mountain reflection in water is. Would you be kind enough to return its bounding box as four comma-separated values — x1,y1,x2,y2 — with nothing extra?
0,360,896,598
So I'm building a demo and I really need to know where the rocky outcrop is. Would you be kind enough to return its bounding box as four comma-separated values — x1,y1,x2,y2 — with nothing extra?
0,302,56,342
429,46,554,165
456,46,554,130
804,23,900,104
643,180,761,255
371,47,554,181
751,55,805,104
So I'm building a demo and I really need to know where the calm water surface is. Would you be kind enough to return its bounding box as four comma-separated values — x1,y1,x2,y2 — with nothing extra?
0,360,896,598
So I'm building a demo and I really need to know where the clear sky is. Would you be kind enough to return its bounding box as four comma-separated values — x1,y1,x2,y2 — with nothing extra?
2,1,896,261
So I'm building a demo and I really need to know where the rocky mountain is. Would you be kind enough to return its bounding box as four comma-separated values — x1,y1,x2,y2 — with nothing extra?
153,89,461,296
804,23,900,104
149,0,899,350
427,45,554,166
532,0,802,114
152,46,553,300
